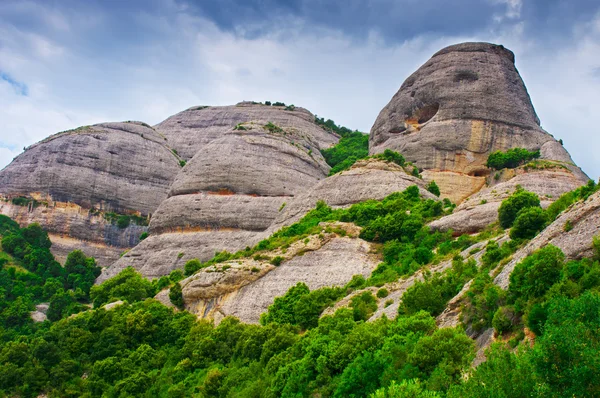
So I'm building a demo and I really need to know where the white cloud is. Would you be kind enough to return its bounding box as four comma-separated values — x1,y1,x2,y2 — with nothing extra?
0,2,598,181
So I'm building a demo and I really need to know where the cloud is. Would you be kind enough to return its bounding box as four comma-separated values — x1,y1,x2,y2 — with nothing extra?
0,71,28,96
0,0,599,180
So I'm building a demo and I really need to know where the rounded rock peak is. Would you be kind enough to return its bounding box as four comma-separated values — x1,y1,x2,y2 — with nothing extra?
431,42,515,63
368,41,562,174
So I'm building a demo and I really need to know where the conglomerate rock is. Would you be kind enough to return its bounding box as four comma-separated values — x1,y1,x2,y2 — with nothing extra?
429,167,587,234
369,42,587,199
103,120,336,280
0,122,180,266
155,102,339,160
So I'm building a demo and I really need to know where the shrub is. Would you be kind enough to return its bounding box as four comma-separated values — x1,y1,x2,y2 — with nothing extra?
139,232,149,241
116,215,130,229
350,291,378,321
270,256,284,266
184,259,202,276
508,245,565,303
498,189,541,228
179,160,186,167
375,149,406,167
264,122,283,134
509,207,548,240
563,220,573,232
376,288,389,298
492,307,513,334
427,181,441,197
169,282,184,309
486,148,540,170
321,131,369,175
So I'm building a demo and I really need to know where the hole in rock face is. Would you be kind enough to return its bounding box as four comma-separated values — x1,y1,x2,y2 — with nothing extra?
454,69,479,83
414,103,440,124
469,169,489,177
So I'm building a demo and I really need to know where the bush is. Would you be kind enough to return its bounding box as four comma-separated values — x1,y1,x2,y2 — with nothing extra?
116,215,130,229
508,245,565,303
270,256,284,266
375,149,406,167
350,291,378,321
321,131,369,175
184,259,202,276
427,181,440,197
90,267,156,307
509,207,548,240
139,232,149,241
486,148,540,170
498,189,541,228
169,282,184,309
376,288,389,298
492,307,513,334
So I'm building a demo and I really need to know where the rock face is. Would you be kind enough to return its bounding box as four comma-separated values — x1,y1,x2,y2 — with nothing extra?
103,115,337,280
369,42,587,199
494,190,600,289
0,122,181,214
155,102,339,160
0,122,180,266
429,167,587,234
269,158,438,232
178,222,379,324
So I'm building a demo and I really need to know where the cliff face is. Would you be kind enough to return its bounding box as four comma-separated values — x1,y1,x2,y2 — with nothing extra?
0,122,180,266
99,107,338,281
369,42,587,202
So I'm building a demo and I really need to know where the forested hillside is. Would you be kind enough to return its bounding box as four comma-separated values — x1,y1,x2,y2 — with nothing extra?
1,177,599,397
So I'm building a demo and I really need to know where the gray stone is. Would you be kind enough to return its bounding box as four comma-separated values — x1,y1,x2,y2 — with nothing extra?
155,102,339,160
369,42,585,182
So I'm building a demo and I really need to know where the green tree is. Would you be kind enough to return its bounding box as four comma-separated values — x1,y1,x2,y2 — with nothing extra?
509,207,548,239
498,189,541,228
169,282,184,309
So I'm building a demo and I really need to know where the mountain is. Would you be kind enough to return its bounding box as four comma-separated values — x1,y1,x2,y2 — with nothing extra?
1,41,599,397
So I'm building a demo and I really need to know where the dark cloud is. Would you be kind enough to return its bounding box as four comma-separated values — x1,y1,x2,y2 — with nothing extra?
182,0,506,42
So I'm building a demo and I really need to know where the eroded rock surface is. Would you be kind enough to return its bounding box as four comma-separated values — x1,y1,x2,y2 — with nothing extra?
429,167,587,234
178,223,378,324
104,119,336,280
494,190,600,289
155,102,339,160
370,42,587,198
269,158,438,232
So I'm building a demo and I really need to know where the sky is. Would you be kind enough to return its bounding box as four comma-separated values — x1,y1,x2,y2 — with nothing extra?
1,0,599,178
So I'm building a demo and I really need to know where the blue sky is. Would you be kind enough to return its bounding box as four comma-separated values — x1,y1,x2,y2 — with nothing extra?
1,0,599,177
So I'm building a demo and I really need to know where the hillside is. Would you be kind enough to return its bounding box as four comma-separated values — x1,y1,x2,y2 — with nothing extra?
0,42,599,397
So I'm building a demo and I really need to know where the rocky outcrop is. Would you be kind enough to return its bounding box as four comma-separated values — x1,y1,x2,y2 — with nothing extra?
269,158,439,232
429,167,587,234
0,122,179,266
102,120,337,280
177,222,378,324
494,190,600,289
155,102,339,160
0,122,181,215
370,42,587,199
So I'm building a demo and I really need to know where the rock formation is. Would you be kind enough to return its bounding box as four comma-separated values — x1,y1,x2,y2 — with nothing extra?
369,42,587,202
155,102,338,160
100,110,338,281
0,122,181,265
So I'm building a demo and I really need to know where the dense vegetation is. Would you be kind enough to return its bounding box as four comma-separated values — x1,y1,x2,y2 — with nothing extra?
321,131,369,175
1,178,599,396
486,148,541,170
